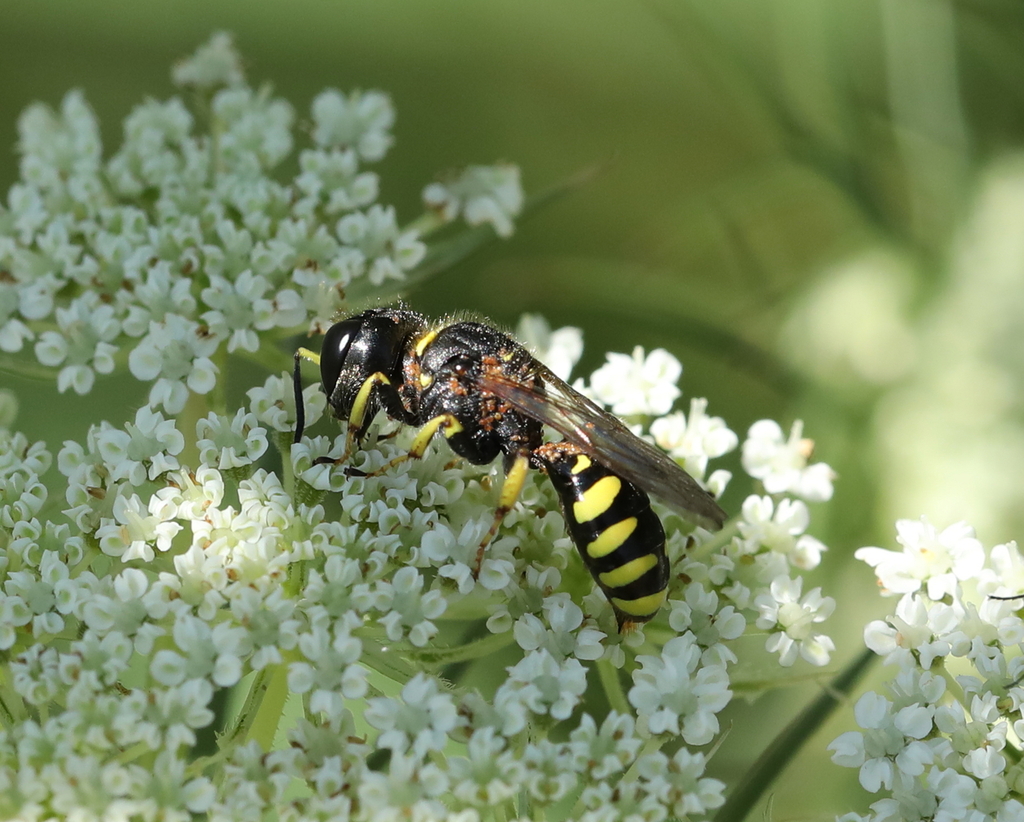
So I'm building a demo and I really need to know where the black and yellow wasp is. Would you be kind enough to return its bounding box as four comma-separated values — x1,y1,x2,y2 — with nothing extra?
293,307,727,630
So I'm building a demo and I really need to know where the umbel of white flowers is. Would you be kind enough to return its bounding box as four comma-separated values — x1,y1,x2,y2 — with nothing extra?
831,518,1024,822
0,32,842,822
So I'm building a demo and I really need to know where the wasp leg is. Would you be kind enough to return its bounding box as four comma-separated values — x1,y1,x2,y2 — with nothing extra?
473,452,530,577
320,370,399,467
375,426,402,443
292,347,322,444
347,413,462,478
344,371,398,457
301,368,396,463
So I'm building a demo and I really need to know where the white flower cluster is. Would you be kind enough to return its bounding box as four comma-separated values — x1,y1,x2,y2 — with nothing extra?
0,32,523,407
0,34,839,822
830,517,1024,822
516,313,584,381
0,335,837,820
423,164,523,239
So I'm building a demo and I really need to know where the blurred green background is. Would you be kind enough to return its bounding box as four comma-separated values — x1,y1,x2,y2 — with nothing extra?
5,1,1024,817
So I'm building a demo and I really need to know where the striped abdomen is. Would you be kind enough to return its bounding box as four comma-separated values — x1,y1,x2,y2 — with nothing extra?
535,442,669,630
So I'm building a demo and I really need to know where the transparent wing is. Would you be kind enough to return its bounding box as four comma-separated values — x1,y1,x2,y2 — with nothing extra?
477,365,727,530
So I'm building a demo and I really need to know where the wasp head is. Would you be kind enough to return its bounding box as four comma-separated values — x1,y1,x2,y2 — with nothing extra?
319,308,426,433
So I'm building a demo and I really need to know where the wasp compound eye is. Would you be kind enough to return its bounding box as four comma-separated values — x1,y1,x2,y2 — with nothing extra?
320,317,365,398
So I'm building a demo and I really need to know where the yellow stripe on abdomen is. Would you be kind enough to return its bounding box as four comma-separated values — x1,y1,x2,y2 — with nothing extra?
611,589,668,618
573,476,621,523
586,517,637,559
599,554,658,589
570,455,591,474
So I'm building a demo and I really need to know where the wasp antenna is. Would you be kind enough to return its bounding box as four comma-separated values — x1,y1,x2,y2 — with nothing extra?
293,350,306,444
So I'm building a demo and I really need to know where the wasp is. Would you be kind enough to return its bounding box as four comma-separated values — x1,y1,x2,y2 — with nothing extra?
293,307,727,630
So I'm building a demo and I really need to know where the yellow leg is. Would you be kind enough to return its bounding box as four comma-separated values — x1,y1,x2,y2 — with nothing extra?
299,364,393,458
349,413,462,477
474,452,530,575
329,371,393,460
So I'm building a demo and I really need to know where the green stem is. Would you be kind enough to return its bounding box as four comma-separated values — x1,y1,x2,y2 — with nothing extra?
187,745,231,779
178,388,209,469
251,664,290,751
620,737,661,784
222,668,268,747
222,663,290,751
279,431,297,499
1005,735,1023,766
0,675,23,725
712,645,877,822
210,346,229,416
114,740,153,765
0,352,61,382
688,518,740,563
597,657,631,716
359,640,419,686
403,211,447,237
407,628,516,667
